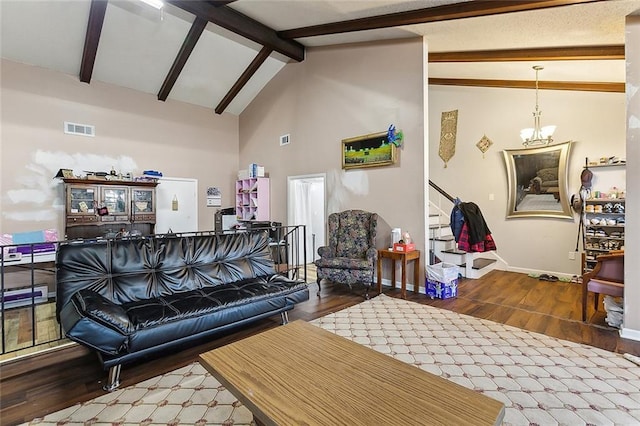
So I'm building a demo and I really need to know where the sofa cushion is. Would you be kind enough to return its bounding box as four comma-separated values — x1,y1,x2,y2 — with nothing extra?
75,289,133,335
314,257,371,270
57,232,276,311
125,275,304,329
334,211,375,259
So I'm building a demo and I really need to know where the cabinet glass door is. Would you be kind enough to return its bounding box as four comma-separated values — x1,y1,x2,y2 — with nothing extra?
102,187,128,215
132,189,154,213
69,186,96,214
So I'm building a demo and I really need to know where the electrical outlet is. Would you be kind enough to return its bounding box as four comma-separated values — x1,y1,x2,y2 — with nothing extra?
568,251,576,260
489,193,495,201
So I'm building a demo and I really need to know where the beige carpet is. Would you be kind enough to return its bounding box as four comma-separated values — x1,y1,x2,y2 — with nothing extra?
25,294,640,425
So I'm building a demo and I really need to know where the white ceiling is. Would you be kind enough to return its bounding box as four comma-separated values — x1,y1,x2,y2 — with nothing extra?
1,0,639,115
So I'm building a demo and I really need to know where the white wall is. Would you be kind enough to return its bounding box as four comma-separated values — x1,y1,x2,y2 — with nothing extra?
240,39,426,287
1,59,239,235
428,84,626,276
621,15,640,337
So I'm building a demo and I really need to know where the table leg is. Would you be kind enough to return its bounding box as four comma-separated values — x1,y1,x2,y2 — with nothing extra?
401,256,407,299
414,257,420,295
391,259,396,289
377,254,383,295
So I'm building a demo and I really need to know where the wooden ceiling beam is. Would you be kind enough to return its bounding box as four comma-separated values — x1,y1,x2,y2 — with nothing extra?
279,0,602,39
158,17,208,102
168,0,304,62
215,46,273,114
429,45,625,62
79,0,108,83
428,78,624,93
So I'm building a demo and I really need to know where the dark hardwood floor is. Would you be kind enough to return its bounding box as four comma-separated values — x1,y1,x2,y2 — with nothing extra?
1,269,638,425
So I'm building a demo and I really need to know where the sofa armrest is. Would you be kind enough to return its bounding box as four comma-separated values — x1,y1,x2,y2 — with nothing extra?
73,289,133,335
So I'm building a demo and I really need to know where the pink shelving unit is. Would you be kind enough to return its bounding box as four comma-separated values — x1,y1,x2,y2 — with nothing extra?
235,177,270,221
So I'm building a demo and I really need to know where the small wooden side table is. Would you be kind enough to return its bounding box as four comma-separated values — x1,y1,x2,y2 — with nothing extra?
377,249,421,299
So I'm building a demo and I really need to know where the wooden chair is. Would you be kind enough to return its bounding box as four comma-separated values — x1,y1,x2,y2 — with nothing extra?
582,251,624,322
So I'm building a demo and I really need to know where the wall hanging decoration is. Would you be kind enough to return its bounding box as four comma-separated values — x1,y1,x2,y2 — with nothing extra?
439,110,458,167
342,130,397,170
476,135,493,159
387,124,404,147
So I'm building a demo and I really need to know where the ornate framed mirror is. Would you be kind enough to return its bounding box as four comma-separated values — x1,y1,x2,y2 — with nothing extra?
502,141,573,219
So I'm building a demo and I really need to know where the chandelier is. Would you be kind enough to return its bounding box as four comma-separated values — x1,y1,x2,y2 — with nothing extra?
520,65,556,147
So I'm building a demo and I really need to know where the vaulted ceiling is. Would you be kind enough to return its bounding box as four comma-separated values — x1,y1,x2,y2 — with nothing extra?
2,0,639,115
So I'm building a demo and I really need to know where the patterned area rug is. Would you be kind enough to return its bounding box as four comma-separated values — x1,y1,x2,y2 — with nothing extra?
517,193,562,212
26,295,640,425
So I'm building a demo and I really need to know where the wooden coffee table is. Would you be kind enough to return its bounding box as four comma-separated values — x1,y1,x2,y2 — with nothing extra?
199,320,505,426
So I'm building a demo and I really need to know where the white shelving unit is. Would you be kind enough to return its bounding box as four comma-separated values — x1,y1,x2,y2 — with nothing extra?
582,163,625,274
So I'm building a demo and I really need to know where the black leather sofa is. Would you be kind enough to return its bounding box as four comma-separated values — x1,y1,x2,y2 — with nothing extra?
56,231,309,390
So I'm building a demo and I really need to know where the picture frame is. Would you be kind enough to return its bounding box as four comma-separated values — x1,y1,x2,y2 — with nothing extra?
342,131,397,170
502,141,573,219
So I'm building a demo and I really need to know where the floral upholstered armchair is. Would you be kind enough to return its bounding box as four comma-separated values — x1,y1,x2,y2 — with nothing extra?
314,210,378,298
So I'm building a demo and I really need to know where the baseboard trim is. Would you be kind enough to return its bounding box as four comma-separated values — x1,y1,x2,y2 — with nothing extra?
620,327,640,342
379,278,422,294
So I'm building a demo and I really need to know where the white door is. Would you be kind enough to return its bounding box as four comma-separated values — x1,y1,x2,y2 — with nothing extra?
156,177,198,233
287,174,326,262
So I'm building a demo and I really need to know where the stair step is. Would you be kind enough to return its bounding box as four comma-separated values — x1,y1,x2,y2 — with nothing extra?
429,223,450,229
430,235,455,242
472,258,497,270
442,248,466,255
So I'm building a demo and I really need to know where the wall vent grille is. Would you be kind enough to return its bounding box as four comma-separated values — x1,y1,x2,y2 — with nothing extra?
64,122,95,137
280,134,290,146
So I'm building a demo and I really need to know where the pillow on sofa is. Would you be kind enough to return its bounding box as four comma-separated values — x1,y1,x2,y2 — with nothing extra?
75,289,133,335
537,167,558,182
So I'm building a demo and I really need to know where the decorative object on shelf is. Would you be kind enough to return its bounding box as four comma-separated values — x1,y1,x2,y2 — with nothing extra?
54,168,75,179
521,65,556,147
387,124,404,147
476,135,493,159
341,131,397,170
502,141,573,219
438,109,458,168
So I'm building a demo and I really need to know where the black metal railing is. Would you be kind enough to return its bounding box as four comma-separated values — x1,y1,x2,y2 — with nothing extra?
428,179,456,203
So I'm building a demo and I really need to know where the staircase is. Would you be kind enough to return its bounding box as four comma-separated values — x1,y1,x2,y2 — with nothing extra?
428,181,503,279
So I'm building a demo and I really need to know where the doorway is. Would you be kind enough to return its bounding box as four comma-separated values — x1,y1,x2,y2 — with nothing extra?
156,177,198,233
287,174,326,263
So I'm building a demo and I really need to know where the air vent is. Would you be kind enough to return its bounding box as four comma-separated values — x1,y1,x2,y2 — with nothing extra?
280,134,290,146
64,121,95,137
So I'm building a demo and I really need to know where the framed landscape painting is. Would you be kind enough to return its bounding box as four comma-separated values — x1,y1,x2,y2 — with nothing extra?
342,131,397,170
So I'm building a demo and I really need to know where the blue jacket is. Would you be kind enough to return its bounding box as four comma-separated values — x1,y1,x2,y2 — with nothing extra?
450,198,465,242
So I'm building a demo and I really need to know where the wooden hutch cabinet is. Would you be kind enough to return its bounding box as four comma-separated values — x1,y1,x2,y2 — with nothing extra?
63,178,158,239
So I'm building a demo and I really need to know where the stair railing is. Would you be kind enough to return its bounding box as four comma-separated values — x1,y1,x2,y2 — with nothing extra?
427,180,457,264
428,180,455,203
